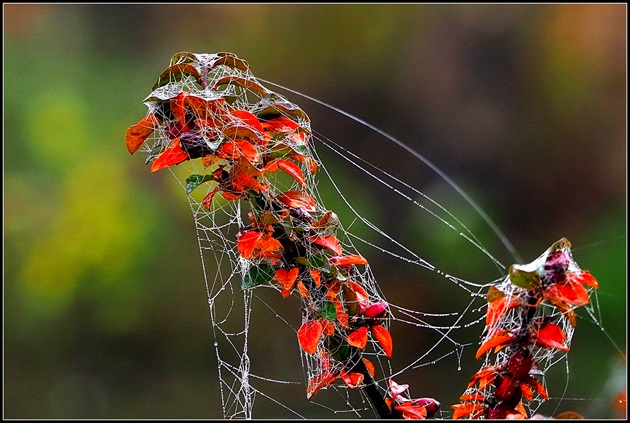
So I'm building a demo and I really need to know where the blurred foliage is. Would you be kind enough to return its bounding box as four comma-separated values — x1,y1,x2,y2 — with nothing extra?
4,3,626,419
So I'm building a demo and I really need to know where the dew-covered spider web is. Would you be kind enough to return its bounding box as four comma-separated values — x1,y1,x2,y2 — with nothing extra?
125,52,623,419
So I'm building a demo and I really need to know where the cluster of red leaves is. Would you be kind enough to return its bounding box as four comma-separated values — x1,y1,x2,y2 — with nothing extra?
452,238,599,419
125,52,406,411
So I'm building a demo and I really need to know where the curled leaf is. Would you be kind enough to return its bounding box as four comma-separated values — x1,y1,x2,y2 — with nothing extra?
476,330,515,359
533,323,569,352
309,234,343,256
126,113,160,154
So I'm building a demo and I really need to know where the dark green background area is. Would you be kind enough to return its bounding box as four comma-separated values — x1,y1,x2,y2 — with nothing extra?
4,4,626,419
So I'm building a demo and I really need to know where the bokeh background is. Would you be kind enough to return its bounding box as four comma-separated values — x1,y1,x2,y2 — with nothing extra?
4,3,626,419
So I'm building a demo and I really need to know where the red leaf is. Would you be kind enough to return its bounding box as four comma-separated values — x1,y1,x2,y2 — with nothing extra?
341,369,364,389
459,393,485,403
237,230,282,260
567,270,598,289
451,403,485,420
275,268,299,297
347,326,368,349
298,320,324,355
170,92,191,130
468,366,498,389
330,254,368,267
371,325,393,358
125,113,160,154
262,116,300,134
230,109,265,133
322,319,335,336
297,280,310,299
348,280,370,312
362,358,375,377
486,295,521,328
544,280,590,307
184,95,227,121
151,138,190,172
310,269,322,287
216,139,261,164
309,234,343,256
475,330,515,359
277,190,317,212
522,375,549,400
230,172,269,193
237,231,264,259
533,323,569,352
275,159,306,186
306,370,338,401
331,297,349,328
395,402,427,420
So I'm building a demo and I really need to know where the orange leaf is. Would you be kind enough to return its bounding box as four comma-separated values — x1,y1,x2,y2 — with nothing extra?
395,402,427,420
371,325,393,358
568,270,599,289
330,254,368,267
230,109,265,133
475,330,515,359
297,280,310,299
459,393,485,403
325,278,340,298
310,269,322,287
452,403,485,420
533,323,569,352
170,92,191,130
237,231,264,259
322,319,335,336
331,297,349,328
348,281,370,312
216,139,261,164
237,230,282,260
275,268,299,296
486,295,521,328
468,366,498,389
230,172,269,193
362,358,375,377
125,113,160,154
275,159,306,186
277,190,317,212
341,369,364,389
544,280,590,307
306,370,338,401
262,116,300,134
151,138,190,172
184,95,227,121
347,326,368,349
309,234,343,256
298,320,324,355
522,376,548,400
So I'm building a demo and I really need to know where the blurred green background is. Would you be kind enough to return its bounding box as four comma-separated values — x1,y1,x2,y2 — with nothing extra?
4,4,626,419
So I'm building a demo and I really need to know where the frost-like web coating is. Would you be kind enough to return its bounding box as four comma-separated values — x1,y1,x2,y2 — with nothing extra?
125,52,608,419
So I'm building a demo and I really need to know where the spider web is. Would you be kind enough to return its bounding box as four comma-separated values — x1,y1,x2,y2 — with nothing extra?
129,52,620,419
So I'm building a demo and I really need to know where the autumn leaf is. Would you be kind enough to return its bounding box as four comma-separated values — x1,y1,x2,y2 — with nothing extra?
371,325,393,358
347,326,368,349
298,320,324,354
532,323,569,352
341,369,364,389
309,234,343,256
126,113,161,154
277,190,317,212
475,330,515,359
151,138,190,172
451,402,485,419
275,268,299,297
544,280,590,307
330,254,368,267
